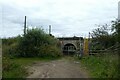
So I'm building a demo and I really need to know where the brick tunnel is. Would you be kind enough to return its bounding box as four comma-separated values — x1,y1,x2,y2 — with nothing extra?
58,36,84,55
63,43,76,55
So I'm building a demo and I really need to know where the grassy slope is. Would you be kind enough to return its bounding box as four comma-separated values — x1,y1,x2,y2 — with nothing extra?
78,53,119,78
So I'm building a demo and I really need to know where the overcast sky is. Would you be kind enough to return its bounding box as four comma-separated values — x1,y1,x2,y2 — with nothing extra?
0,0,119,38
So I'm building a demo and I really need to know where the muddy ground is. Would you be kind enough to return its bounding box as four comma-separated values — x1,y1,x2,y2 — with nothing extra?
26,57,89,78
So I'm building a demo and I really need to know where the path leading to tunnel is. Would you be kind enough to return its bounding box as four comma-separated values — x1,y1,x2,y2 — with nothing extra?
26,57,89,78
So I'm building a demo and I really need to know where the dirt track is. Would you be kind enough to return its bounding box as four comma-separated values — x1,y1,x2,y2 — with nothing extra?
26,57,89,78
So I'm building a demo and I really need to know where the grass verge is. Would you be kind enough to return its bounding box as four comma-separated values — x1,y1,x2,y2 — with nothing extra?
2,56,61,78
76,53,119,78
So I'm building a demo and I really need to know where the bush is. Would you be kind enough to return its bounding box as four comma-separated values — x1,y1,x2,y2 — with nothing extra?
39,45,62,58
2,36,21,57
16,28,62,58
2,28,62,58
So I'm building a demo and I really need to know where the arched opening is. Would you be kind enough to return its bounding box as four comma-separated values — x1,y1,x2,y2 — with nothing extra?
63,43,76,55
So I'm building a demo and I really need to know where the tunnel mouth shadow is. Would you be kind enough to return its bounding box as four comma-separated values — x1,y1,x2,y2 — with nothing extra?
63,43,76,55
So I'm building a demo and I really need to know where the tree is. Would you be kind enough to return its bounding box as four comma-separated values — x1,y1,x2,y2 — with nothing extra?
91,24,115,49
111,19,120,43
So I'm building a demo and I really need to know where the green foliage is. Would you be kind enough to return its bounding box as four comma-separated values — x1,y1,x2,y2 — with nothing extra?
2,35,21,46
2,57,27,78
91,19,120,51
16,28,62,57
91,24,117,50
2,28,62,78
92,24,109,37
2,36,21,57
39,45,62,58
111,19,120,36
2,28,62,58
2,56,60,78
0,39,2,48
80,53,119,78
111,19,120,50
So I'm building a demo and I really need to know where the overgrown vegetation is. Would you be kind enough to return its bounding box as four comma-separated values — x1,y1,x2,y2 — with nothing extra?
79,53,119,78
2,28,62,58
2,57,27,78
80,19,120,78
91,19,120,50
2,28,62,78
2,56,60,78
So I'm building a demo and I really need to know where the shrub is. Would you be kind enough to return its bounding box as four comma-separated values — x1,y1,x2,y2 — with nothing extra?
2,36,21,57
17,28,62,57
2,28,62,58
38,45,62,58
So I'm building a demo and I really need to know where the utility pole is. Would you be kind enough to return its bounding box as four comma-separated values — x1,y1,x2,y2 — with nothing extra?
79,37,82,59
49,25,51,35
118,1,120,20
88,32,90,55
24,16,27,35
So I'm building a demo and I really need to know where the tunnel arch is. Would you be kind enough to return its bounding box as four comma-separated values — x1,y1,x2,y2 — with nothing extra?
63,43,76,55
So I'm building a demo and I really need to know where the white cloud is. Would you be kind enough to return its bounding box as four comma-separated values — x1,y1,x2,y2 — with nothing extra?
0,0,119,38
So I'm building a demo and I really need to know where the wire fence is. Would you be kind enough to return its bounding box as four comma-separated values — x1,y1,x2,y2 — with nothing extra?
89,43,119,55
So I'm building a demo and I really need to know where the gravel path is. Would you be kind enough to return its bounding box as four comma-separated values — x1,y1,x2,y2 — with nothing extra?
26,57,89,78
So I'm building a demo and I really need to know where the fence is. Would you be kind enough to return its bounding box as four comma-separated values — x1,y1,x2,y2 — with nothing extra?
89,44,119,55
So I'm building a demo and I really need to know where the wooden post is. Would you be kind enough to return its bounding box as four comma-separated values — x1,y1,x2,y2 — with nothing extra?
83,38,89,56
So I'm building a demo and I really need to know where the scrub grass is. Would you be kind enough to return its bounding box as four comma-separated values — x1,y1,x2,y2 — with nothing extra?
77,53,119,78
2,57,61,78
